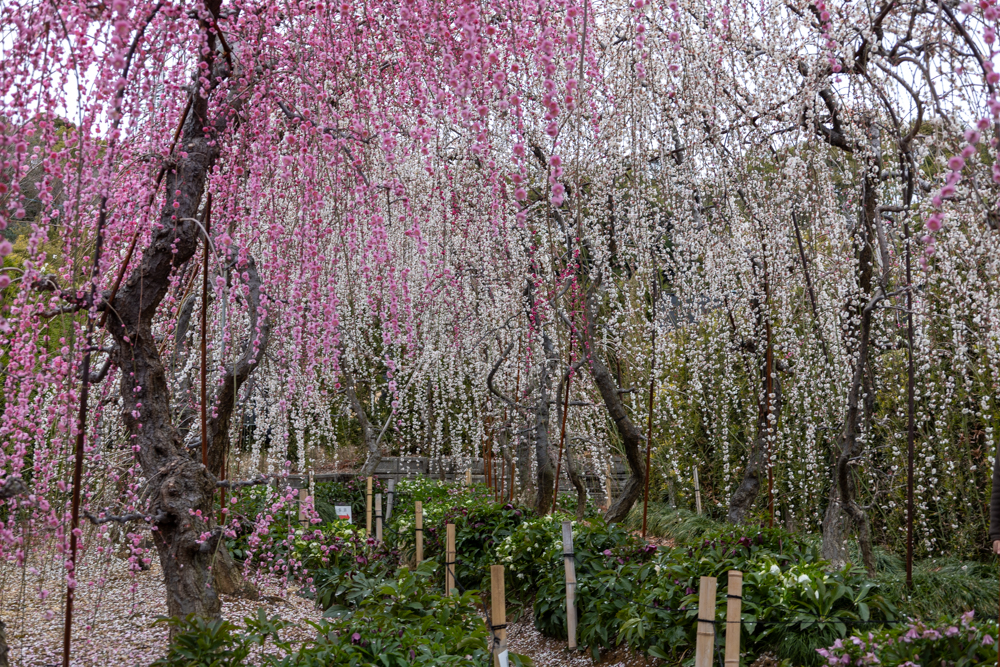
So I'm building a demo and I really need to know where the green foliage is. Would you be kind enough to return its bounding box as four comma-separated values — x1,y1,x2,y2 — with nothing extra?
622,501,724,542
818,612,998,667
877,557,999,621
154,563,534,667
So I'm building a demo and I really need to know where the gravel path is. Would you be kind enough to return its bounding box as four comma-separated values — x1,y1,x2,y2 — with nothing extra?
0,556,320,666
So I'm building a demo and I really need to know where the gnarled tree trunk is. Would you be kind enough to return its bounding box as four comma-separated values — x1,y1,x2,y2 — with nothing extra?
574,274,646,524
821,121,880,576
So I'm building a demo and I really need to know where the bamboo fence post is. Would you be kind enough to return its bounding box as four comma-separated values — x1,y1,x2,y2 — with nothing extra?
694,576,716,667
375,492,383,542
386,478,395,522
445,523,456,596
490,564,508,667
365,476,373,537
415,501,423,563
605,462,614,508
725,571,742,667
693,467,703,515
466,468,472,486
297,487,307,524
562,521,577,650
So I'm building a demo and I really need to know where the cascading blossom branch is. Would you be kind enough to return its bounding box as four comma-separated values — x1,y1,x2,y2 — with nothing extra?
0,0,599,635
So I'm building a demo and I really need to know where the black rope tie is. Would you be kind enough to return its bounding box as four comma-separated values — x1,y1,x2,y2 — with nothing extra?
562,551,575,559
490,623,508,631
726,594,743,600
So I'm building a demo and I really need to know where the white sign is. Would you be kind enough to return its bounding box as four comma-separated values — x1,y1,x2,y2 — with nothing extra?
335,505,353,523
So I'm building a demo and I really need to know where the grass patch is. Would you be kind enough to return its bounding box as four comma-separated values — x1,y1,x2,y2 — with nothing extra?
622,501,722,542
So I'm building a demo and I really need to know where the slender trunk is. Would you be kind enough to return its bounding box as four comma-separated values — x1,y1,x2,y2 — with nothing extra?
728,369,782,524
564,440,588,520
574,275,646,524
343,358,381,478
532,334,558,515
822,123,879,576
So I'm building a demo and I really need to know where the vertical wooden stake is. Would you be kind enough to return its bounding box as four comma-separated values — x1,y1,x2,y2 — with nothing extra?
725,571,742,667
445,523,456,596
386,478,396,522
466,468,472,486
605,461,614,508
375,492,383,542
693,467,703,515
415,501,423,563
694,576,716,667
365,476,373,537
490,564,508,667
298,487,307,524
562,521,577,650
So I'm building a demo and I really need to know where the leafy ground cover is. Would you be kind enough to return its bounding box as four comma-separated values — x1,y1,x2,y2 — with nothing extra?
161,482,1000,666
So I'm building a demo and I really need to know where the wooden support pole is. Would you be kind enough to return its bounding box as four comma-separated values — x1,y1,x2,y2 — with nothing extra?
694,576,717,667
693,467,703,515
490,564,508,667
725,571,742,667
386,478,395,522
605,461,614,509
415,501,423,563
365,476,373,537
466,468,472,486
445,523,456,596
562,521,577,650
375,492,383,542
297,487,307,524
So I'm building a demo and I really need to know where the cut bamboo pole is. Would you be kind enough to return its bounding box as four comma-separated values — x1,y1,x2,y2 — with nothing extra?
693,467,703,515
562,521,577,650
365,476,373,537
297,487,307,524
466,468,472,486
415,501,423,563
490,564,508,667
375,492,383,542
694,576,717,667
605,461,614,508
386,478,395,522
445,523,456,596
725,570,742,667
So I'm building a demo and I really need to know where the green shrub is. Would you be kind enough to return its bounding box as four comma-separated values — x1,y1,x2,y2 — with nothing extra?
153,562,535,667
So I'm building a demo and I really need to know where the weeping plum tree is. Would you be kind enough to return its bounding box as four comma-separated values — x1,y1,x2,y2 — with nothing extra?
0,0,605,655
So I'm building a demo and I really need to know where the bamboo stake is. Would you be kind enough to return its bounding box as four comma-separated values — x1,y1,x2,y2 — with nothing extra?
365,476,373,537
693,467,702,515
297,487,307,524
725,571,742,667
490,564,508,667
562,521,577,650
694,576,717,667
605,461,614,508
386,478,395,522
415,501,423,563
445,523,456,596
375,492,383,542
466,468,472,486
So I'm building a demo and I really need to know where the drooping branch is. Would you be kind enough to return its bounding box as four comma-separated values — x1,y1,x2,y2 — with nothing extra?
205,248,272,478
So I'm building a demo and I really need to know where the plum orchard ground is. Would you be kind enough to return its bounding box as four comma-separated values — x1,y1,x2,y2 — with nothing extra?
0,554,656,667
0,557,319,667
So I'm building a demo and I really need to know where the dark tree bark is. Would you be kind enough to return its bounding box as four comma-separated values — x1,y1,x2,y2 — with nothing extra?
728,360,783,524
343,358,382,478
0,617,7,667
98,14,251,619
572,273,646,524
530,332,558,515
821,120,880,576
555,361,588,519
